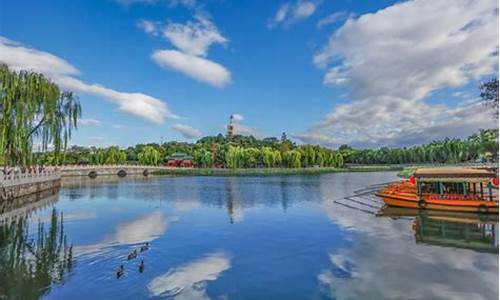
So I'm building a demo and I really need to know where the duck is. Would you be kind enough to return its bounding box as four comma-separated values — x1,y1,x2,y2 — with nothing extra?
139,260,145,273
127,249,138,260
140,242,150,252
116,265,124,278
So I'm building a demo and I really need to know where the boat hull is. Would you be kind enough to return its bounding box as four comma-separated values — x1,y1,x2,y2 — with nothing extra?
375,182,499,214
378,206,499,223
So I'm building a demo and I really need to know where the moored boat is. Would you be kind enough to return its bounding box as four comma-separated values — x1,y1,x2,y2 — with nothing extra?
375,167,499,214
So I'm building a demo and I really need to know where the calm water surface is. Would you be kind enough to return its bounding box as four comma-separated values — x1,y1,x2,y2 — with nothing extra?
0,172,498,300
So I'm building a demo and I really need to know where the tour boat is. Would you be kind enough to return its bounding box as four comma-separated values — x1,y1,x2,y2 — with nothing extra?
375,167,499,214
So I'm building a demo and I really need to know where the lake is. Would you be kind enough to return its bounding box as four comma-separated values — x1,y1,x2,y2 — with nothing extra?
0,172,498,300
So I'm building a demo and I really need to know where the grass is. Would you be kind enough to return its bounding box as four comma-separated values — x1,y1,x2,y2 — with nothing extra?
152,165,404,177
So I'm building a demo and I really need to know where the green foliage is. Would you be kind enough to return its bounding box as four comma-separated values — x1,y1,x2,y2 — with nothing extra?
467,129,499,161
86,147,126,165
226,146,244,168
283,150,302,168
138,146,161,165
480,78,498,118
243,148,260,168
193,149,213,167
105,146,126,164
34,127,495,168
346,129,499,164
0,65,81,166
262,147,276,167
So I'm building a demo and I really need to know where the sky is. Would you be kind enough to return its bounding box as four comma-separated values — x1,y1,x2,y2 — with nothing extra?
0,0,498,148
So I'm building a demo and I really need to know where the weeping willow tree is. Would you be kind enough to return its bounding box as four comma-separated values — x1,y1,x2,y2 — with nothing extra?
138,146,162,165
0,64,81,167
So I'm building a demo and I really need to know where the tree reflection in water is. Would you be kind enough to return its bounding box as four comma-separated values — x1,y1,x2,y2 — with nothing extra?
0,208,74,300
413,214,499,254
378,207,499,253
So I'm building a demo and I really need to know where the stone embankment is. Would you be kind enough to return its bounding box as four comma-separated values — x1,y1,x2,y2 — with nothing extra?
1,168,60,200
0,168,61,214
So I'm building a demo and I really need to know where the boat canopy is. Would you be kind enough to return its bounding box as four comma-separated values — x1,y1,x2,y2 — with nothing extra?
414,167,497,183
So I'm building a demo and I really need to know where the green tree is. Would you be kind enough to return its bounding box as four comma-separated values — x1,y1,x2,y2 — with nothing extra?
138,146,162,165
262,147,275,168
243,148,261,168
193,149,213,168
479,78,498,118
0,65,81,166
273,150,282,167
105,147,126,164
283,150,302,168
226,146,243,169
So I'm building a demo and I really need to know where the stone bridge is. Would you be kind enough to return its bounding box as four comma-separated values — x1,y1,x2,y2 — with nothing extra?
59,165,171,178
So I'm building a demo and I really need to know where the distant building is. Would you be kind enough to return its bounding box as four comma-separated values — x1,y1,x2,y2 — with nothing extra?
165,153,193,168
226,115,235,139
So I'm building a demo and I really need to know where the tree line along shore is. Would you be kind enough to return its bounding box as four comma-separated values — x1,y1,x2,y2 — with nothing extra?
34,128,498,169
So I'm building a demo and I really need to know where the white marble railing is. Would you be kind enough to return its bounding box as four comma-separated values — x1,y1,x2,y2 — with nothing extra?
1,168,61,187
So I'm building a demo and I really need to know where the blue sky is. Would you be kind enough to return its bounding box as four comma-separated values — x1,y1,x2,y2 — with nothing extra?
0,0,498,148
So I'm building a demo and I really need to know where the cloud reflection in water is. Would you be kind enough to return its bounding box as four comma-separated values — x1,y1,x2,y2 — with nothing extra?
317,201,498,300
74,211,169,257
148,251,231,299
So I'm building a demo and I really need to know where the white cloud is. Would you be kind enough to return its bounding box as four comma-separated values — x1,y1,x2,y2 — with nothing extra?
231,113,244,122
293,1,317,18
234,123,263,138
78,118,101,126
116,0,197,8
146,15,232,87
298,0,498,147
269,1,321,27
292,132,343,147
274,4,290,24
171,123,202,139
137,19,159,36
148,251,231,299
114,0,157,5
169,0,197,8
57,76,178,123
152,49,231,87
317,11,351,29
0,37,178,124
228,114,263,138
162,15,227,57
0,37,79,77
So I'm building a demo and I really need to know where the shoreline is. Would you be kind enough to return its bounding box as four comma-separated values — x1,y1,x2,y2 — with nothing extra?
151,166,403,177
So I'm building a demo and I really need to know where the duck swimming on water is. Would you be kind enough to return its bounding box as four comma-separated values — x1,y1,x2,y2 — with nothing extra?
140,242,150,252
127,249,137,260
139,260,145,273
116,265,124,278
